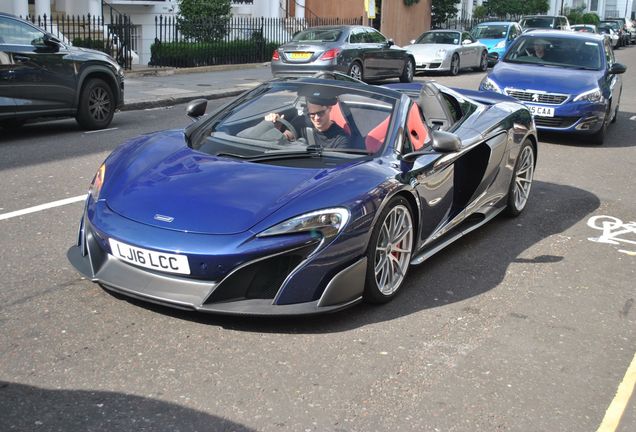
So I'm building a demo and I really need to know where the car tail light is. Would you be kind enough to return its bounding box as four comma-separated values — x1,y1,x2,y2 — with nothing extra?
319,48,341,61
272,50,280,61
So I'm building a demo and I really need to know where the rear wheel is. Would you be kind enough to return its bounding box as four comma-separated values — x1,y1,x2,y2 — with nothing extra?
449,54,460,76
364,196,414,304
348,61,363,82
505,140,535,217
76,78,115,130
399,59,414,83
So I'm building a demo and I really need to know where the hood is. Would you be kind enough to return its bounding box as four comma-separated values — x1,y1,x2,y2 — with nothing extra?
478,38,505,49
405,43,456,57
489,61,602,94
103,132,353,235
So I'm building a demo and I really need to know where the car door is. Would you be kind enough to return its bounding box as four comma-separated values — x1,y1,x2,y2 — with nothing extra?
0,15,76,116
602,39,621,117
365,28,404,78
0,42,17,117
347,27,371,78
461,32,479,67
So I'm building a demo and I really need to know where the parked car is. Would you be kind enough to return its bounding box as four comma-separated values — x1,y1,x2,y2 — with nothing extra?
519,15,571,32
0,12,124,130
480,30,626,145
603,18,634,44
68,76,537,315
597,24,620,49
599,20,628,47
470,21,522,66
270,25,415,83
403,29,488,75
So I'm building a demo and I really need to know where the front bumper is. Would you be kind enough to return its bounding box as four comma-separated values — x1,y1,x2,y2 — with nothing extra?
413,56,451,72
68,202,366,316
528,101,608,134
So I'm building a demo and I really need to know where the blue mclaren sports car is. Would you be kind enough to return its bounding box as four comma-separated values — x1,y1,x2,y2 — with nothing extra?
68,77,538,316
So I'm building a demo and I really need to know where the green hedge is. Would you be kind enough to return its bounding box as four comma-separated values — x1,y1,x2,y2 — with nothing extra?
150,40,280,67
72,37,107,51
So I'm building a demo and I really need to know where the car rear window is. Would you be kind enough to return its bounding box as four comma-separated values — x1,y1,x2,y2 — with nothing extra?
292,29,342,43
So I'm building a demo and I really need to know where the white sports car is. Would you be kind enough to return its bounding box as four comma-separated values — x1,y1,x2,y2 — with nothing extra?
404,30,489,76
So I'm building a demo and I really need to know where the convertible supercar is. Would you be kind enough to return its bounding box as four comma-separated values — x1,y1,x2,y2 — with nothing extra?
68,78,537,315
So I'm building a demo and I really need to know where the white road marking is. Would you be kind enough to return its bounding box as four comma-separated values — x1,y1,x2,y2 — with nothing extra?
84,127,118,134
0,194,87,221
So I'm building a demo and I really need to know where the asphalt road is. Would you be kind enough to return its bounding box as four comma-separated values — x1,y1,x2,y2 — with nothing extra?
1,48,635,432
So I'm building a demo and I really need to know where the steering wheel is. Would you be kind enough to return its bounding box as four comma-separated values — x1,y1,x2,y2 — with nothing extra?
275,117,298,141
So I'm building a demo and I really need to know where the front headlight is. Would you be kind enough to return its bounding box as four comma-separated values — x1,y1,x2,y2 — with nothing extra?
257,208,350,241
573,88,604,103
480,77,502,93
89,163,106,201
435,49,447,59
494,40,506,49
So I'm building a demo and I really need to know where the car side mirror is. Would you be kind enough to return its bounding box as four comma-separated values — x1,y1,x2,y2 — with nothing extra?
186,98,207,120
410,39,416,44
431,130,461,152
462,39,472,45
387,39,395,47
609,63,627,74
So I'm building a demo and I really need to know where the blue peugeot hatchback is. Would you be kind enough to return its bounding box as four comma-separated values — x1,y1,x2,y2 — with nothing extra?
470,21,522,66
480,30,626,144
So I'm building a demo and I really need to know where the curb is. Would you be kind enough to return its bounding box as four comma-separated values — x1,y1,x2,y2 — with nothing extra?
125,62,270,78
121,88,247,112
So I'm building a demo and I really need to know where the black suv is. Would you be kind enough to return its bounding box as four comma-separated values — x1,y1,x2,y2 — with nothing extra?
0,12,124,130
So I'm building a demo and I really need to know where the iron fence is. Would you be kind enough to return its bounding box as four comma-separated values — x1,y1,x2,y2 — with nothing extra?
151,16,365,67
26,13,134,69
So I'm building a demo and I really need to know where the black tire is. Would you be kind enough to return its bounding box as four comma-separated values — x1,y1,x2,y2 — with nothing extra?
449,54,460,76
588,106,610,145
611,98,619,124
505,140,536,217
348,61,363,82
478,50,488,71
399,59,414,83
76,78,115,130
364,196,414,304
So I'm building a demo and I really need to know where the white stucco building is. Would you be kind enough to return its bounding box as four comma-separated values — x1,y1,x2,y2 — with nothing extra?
0,1,295,65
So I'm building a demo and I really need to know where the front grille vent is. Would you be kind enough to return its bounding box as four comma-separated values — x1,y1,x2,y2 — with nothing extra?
534,117,579,128
505,89,568,105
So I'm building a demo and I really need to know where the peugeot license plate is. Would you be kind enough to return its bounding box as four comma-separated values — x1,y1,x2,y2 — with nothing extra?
527,105,555,117
109,238,191,275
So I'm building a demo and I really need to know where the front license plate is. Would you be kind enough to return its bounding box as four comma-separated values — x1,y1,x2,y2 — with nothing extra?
289,52,312,60
108,238,191,275
527,105,555,117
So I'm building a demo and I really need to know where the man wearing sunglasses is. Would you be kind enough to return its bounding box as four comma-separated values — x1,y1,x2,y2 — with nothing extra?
265,95,351,149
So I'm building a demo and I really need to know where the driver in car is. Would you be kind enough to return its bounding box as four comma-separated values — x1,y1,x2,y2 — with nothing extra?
265,94,351,149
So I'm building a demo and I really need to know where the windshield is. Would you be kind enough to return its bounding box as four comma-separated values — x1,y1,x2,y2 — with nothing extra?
520,17,556,28
503,36,602,70
471,25,509,39
191,81,398,160
415,31,460,45
292,29,342,43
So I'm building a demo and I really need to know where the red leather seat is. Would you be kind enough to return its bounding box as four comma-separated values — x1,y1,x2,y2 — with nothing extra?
365,115,390,153
330,102,351,136
406,103,430,150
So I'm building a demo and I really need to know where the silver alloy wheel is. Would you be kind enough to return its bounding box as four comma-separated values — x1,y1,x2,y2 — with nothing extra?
88,86,112,122
450,55,459,75
349,63,362,81
512,145,535,211
480,51,488,71
374,204,413,296
406,61,413,80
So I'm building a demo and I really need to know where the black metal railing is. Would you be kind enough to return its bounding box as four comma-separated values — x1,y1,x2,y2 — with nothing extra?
25,13,135,69
151,15,364,68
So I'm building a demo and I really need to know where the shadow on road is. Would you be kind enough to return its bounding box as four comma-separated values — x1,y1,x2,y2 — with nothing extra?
0,381,256,432
102,179,600,333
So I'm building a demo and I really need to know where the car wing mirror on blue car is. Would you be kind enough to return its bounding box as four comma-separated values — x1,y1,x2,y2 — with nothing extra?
186,99,208,120
609,63,627,74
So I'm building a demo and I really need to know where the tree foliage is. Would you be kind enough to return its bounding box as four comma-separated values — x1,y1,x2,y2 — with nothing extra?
177,0,232,42
482,0,549,17
431,0,458,28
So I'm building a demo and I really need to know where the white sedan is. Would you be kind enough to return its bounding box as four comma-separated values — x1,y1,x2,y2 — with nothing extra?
404,30,489,76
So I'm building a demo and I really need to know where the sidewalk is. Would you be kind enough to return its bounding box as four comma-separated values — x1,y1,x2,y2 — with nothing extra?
122,63,272,111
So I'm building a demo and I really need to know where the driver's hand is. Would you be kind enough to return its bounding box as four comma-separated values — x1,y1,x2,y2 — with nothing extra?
265,113,283,123
282,129,295,141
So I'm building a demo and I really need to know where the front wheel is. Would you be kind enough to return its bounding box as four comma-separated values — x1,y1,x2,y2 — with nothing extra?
449,54,460,76
76,78,115,130
399,59,414,83
505,140,536,217
478,50,488,71
364,196,414,304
